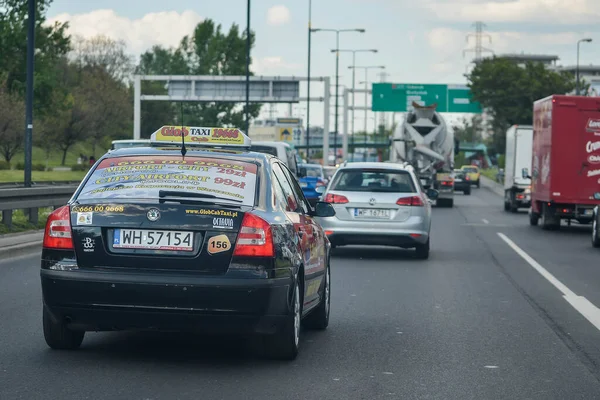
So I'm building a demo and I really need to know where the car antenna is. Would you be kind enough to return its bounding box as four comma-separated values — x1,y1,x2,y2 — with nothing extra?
180,101,187,158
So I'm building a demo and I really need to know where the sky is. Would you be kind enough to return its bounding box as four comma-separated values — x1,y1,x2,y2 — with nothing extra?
46,0,600,132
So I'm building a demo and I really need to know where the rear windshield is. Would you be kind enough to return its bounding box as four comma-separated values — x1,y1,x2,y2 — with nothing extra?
462,167,478,173
330,169,416,193
251,145,278,158
303,166,322,177
76,155,258,206
111,141,150,150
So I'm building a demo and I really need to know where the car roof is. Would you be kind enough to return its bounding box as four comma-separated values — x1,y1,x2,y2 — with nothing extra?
338,162,413,172
103,145,270,165
111,139,150,143
299,163,322,168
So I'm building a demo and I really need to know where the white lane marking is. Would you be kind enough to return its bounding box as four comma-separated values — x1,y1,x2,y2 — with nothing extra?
484,365,499,369
482,218,489,224
498,233,600,332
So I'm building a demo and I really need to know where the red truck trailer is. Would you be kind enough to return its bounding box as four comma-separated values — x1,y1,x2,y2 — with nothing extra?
528,95,600,230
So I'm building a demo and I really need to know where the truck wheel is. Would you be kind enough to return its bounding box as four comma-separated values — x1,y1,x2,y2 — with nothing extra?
593,216,600,248
529,211,539,226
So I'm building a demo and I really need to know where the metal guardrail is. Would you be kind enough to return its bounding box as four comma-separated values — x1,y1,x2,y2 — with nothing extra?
0,185,79,227
0,180,81,188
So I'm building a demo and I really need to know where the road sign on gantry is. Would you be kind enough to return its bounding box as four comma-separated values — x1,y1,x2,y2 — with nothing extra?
371,83,482,113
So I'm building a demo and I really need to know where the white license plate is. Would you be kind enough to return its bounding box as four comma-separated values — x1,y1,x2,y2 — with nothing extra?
454,179,462,182
113,229,193,251
584,209,593,216
354,208,391,218
300,182,308,188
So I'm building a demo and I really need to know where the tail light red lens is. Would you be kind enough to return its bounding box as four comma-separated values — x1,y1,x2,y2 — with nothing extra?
441,180,454,186
396,196,424,207
465,176,470,181
43,205,74,249
324,193,349,204
233,212,274,257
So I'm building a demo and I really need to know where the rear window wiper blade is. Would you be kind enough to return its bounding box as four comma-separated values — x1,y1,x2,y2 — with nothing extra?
158,190,243,204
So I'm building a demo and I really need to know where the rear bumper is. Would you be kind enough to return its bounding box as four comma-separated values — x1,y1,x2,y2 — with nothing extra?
41,269,293,335
319,216,429,247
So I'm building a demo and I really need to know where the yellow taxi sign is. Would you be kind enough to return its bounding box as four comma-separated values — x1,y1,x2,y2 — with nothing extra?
150,126,251,147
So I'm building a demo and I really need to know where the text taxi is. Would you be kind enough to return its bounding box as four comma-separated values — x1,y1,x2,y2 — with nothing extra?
40,125,335,360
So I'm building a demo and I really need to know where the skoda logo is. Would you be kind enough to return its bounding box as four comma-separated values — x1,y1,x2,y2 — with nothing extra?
147,209,160,222
369,198,376,205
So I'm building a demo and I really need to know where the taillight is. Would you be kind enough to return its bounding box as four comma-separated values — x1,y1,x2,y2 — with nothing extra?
396,196,424,207
233,212,274,257
465,176,470,181
441,180,454,186
324,193,349,204
43,205,74,249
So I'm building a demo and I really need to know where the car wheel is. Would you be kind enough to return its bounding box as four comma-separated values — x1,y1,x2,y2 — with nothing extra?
265,280,301,360
415,239,430,260
464,189,471,195
43,308,84,350
592,215,600,248
447,199,454,208
476,180,480,188
303,263,330,330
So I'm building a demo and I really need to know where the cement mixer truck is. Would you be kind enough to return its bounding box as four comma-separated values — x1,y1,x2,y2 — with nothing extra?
390,102,458,207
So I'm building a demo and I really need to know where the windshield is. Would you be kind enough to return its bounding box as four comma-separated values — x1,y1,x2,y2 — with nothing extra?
76,155,258,206
330,169,416,193
111,141,150,150
323,167,336,179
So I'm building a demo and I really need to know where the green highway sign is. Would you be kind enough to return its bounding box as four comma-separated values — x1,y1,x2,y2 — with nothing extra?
372,83,482,113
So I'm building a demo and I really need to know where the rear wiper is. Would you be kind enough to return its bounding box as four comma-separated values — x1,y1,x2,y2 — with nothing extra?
158,190,243,204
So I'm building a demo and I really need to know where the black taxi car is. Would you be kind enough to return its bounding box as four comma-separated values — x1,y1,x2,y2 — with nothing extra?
40,125,335,360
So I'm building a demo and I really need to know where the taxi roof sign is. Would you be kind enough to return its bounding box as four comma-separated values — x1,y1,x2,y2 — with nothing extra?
150,126,251,148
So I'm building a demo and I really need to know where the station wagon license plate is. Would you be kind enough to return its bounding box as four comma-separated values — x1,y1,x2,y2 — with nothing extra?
354,208,390,219
300,182,308,188
454,178,462,182
113,229,193,251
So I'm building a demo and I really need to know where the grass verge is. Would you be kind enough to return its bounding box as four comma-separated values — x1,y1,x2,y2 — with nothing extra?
0,208,51,235
0,170,87,183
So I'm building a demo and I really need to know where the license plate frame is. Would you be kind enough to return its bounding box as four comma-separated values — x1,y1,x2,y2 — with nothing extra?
300,182,308,188
113,229,194,251
353,208,391,219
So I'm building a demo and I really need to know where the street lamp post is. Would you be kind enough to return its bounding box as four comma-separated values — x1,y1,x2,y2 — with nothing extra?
244,0,251,135
577,38,592,96
306,0,312,160
334,49,377,161
311,28,365,165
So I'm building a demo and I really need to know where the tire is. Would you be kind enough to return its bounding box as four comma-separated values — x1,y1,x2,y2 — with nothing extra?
464,189,471,196
447,199,454,208
43,308,84,350
529,210,539,226
476,179,480,188
265,280,301,360
504,201,510,212
415,239,430,260
303,263,330,330
592,214,600,248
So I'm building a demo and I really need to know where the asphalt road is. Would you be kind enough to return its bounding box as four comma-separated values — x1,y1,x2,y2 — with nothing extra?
2,186,600,399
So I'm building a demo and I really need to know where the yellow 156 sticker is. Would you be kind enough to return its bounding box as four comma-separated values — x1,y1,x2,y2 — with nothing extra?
207,234,231,255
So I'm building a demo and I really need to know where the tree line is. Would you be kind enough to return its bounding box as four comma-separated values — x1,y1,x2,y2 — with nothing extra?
0,0,261,166
453,56,579,155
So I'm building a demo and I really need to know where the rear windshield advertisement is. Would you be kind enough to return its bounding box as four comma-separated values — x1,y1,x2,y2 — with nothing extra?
76,156,258,206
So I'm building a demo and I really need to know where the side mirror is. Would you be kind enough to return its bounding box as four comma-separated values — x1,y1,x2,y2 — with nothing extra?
426,188,439,200
314,201,336,218
594,193,600,200
522,167,531,179
315,186,326,194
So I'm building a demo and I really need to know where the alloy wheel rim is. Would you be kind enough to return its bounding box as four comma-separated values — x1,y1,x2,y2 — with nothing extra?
293,284,300,347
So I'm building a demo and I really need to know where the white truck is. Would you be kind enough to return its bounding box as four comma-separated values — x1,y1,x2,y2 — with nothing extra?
390,102,457,207
503,124,533,212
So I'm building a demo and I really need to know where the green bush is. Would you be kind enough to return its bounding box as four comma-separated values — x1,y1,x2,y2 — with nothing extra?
497,154,505,169
0,161,10,170
15,161,24,170
32,163,46,171
71,164,89,171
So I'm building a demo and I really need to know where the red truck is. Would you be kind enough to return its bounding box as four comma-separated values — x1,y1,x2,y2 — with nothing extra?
528,95,600,230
